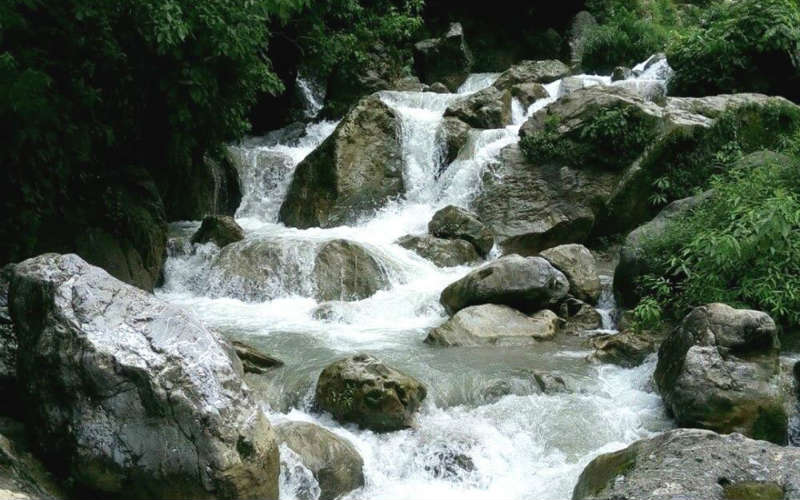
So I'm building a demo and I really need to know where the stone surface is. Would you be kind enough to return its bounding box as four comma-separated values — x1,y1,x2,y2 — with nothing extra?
279,95,403,228
275,422,364,500
232,340,284,374
191,215,245,248
438,117,471,166
493,60,570,91
313,240,390,301
588,331,655,368
511,82,549,109
568,11,598,68
429,205,494,257
413,23,473,92
611,66,633,82
0,266,17,412
428,82,450,94
572,428,800,500
9,253,279,499
654,303,786,443
315,354,427,432
0,419,63,500
439,255,569,315
443,87,512,129
532,371,569,394
558,298,603,334
396,235,480,267
425,305,560,346
540,244,601,304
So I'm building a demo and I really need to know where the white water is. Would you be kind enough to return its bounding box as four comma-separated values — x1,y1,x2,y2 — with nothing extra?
158,59,674,499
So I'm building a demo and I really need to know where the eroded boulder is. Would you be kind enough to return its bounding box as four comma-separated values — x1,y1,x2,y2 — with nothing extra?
493,60,570,91
396,235,479,267
425,305,560,346
413,23,473,92
511,82,549,109
428,205,494,257
540,244,601,304
313,240,390,301
558,298,603,334
232,340,284,374
191,215,245,248
437,117,471,166
443,87,512,129
588,331,655,368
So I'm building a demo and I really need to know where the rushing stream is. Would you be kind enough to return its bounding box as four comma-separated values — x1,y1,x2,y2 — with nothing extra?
157,59,674,499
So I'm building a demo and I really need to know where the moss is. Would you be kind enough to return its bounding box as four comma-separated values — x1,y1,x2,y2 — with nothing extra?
573,446,637,499
723,481,784,500
751,405,788,445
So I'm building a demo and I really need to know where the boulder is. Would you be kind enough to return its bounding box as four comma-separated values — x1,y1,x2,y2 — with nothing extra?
492,60,570,91
557,76,605,97
428,205,494,257
611,66,632,82
588,332,655,368
190,215,245,248
232,340,284,374
427,82,450,94
510,83,549,109
0,266,17,412
424,450,475,480
9,254,280,498
437,117,471,166
439,255,569,315
279,95,403,228
392,76,427,92
313,240,390,301
275,422,364,500
315,354,427,432
567,11,598,68
413,23,473,92
558,298,603,334
443,87,512,129
572,428,800,500
539,244,601,304
532,371,569,394
654,303,786,443
0,420,63,499
425,305,560,346
396,235,479,267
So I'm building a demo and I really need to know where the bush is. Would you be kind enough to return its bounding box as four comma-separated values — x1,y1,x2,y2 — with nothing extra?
667,0,800,101
581,8,669,73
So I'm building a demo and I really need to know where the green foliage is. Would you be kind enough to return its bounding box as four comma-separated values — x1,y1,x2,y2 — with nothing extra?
667,0,800,100
637,151,800,327
581,7,670,73
520,105,657,169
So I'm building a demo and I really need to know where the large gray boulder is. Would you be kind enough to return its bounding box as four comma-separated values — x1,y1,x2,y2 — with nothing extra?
539,244,601,304
655,303,786,443
443,87,512,129
413,23,473,92
439,255,568,315
313,240,390,301
9,254,280,499
425,304,560,346
428,205,494,257
275,422,364,500
573,428,800,500
279,95,403,228
396,235,479,267
492,60,570,91
191,215,245,248
315,354,427,432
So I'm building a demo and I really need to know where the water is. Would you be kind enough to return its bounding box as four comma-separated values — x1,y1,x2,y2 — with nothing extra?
158,58,674,499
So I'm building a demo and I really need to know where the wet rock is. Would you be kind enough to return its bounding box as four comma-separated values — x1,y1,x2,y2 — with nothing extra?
313,240,390,301
190,215,245,248
665,93,797,120
568,11,598,68
315,354,427,432
532,371,569,394
439,255,569,315
613,79,667,103
493,60,570,91
396,235,479,267
158,152,242,221
511,82,549,109
393,76,427,92
0,420,63,499
428,205,494,257
540,244,601,304
611,66,633,82
558,298,603,334
588,331,655,368
557,76,606,97
443,87,512,129
427,82,450,94
654,303,786,443
232,340,284,374
424,450,475,480
0,266,17,413
413,23,473,92
572,428,800,500
425,305,560,347
228,148,294,220
275,422,364,500
438,117,471,166
9,253,280,499
279,95,403,228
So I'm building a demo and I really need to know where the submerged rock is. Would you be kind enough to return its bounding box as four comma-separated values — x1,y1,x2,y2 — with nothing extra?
532,371,569,394
558,297,603,334
191,215,245,248
540,244,601,304
279,95,403,228
572,428,800,500
413,23,473,92
440,255,569,315
9,254,280,499
492,60,570,91
275,422,364,500
313,240,390,301
588,331,655,368
396,235,479,267
428,205,494,256
315,354,427,432
424,449,475,480
425,304,560,346
443,86,512,129
654,303,786,443
232,340,284,374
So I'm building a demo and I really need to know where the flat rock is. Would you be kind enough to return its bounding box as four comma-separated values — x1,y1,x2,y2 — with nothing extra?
396,235,480,267
425,305,560,346
493,60,570,91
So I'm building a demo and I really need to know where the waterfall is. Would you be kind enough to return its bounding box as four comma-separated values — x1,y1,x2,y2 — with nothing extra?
157,56,675,500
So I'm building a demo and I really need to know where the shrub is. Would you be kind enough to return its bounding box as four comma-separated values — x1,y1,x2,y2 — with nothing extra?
581,8,669,73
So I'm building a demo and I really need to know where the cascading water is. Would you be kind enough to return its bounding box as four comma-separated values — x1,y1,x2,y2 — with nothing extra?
158,59,674,500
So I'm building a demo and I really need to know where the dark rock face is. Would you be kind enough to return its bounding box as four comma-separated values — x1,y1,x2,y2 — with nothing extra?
539,244,601,304
279,95,403,228
157,153,242,222
443,87,512,129
558,297,603,334
0,419,64,499
532,371,569,394
413,23,473,92
425,304,560,346
275,422,364,500
9,254,280,499
315,354,427,432
0,266,17,412
572,428,800,500
492,60,570,91
232,340,284,374
191,215,245,248
568,11,598,68
396,235,480,267
655,303,786,443
438,117,472,166
511,82,549,109
611,66,633,82
439,255,569,315
588,332,655,368
313,240,390,301
428,205,495,257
